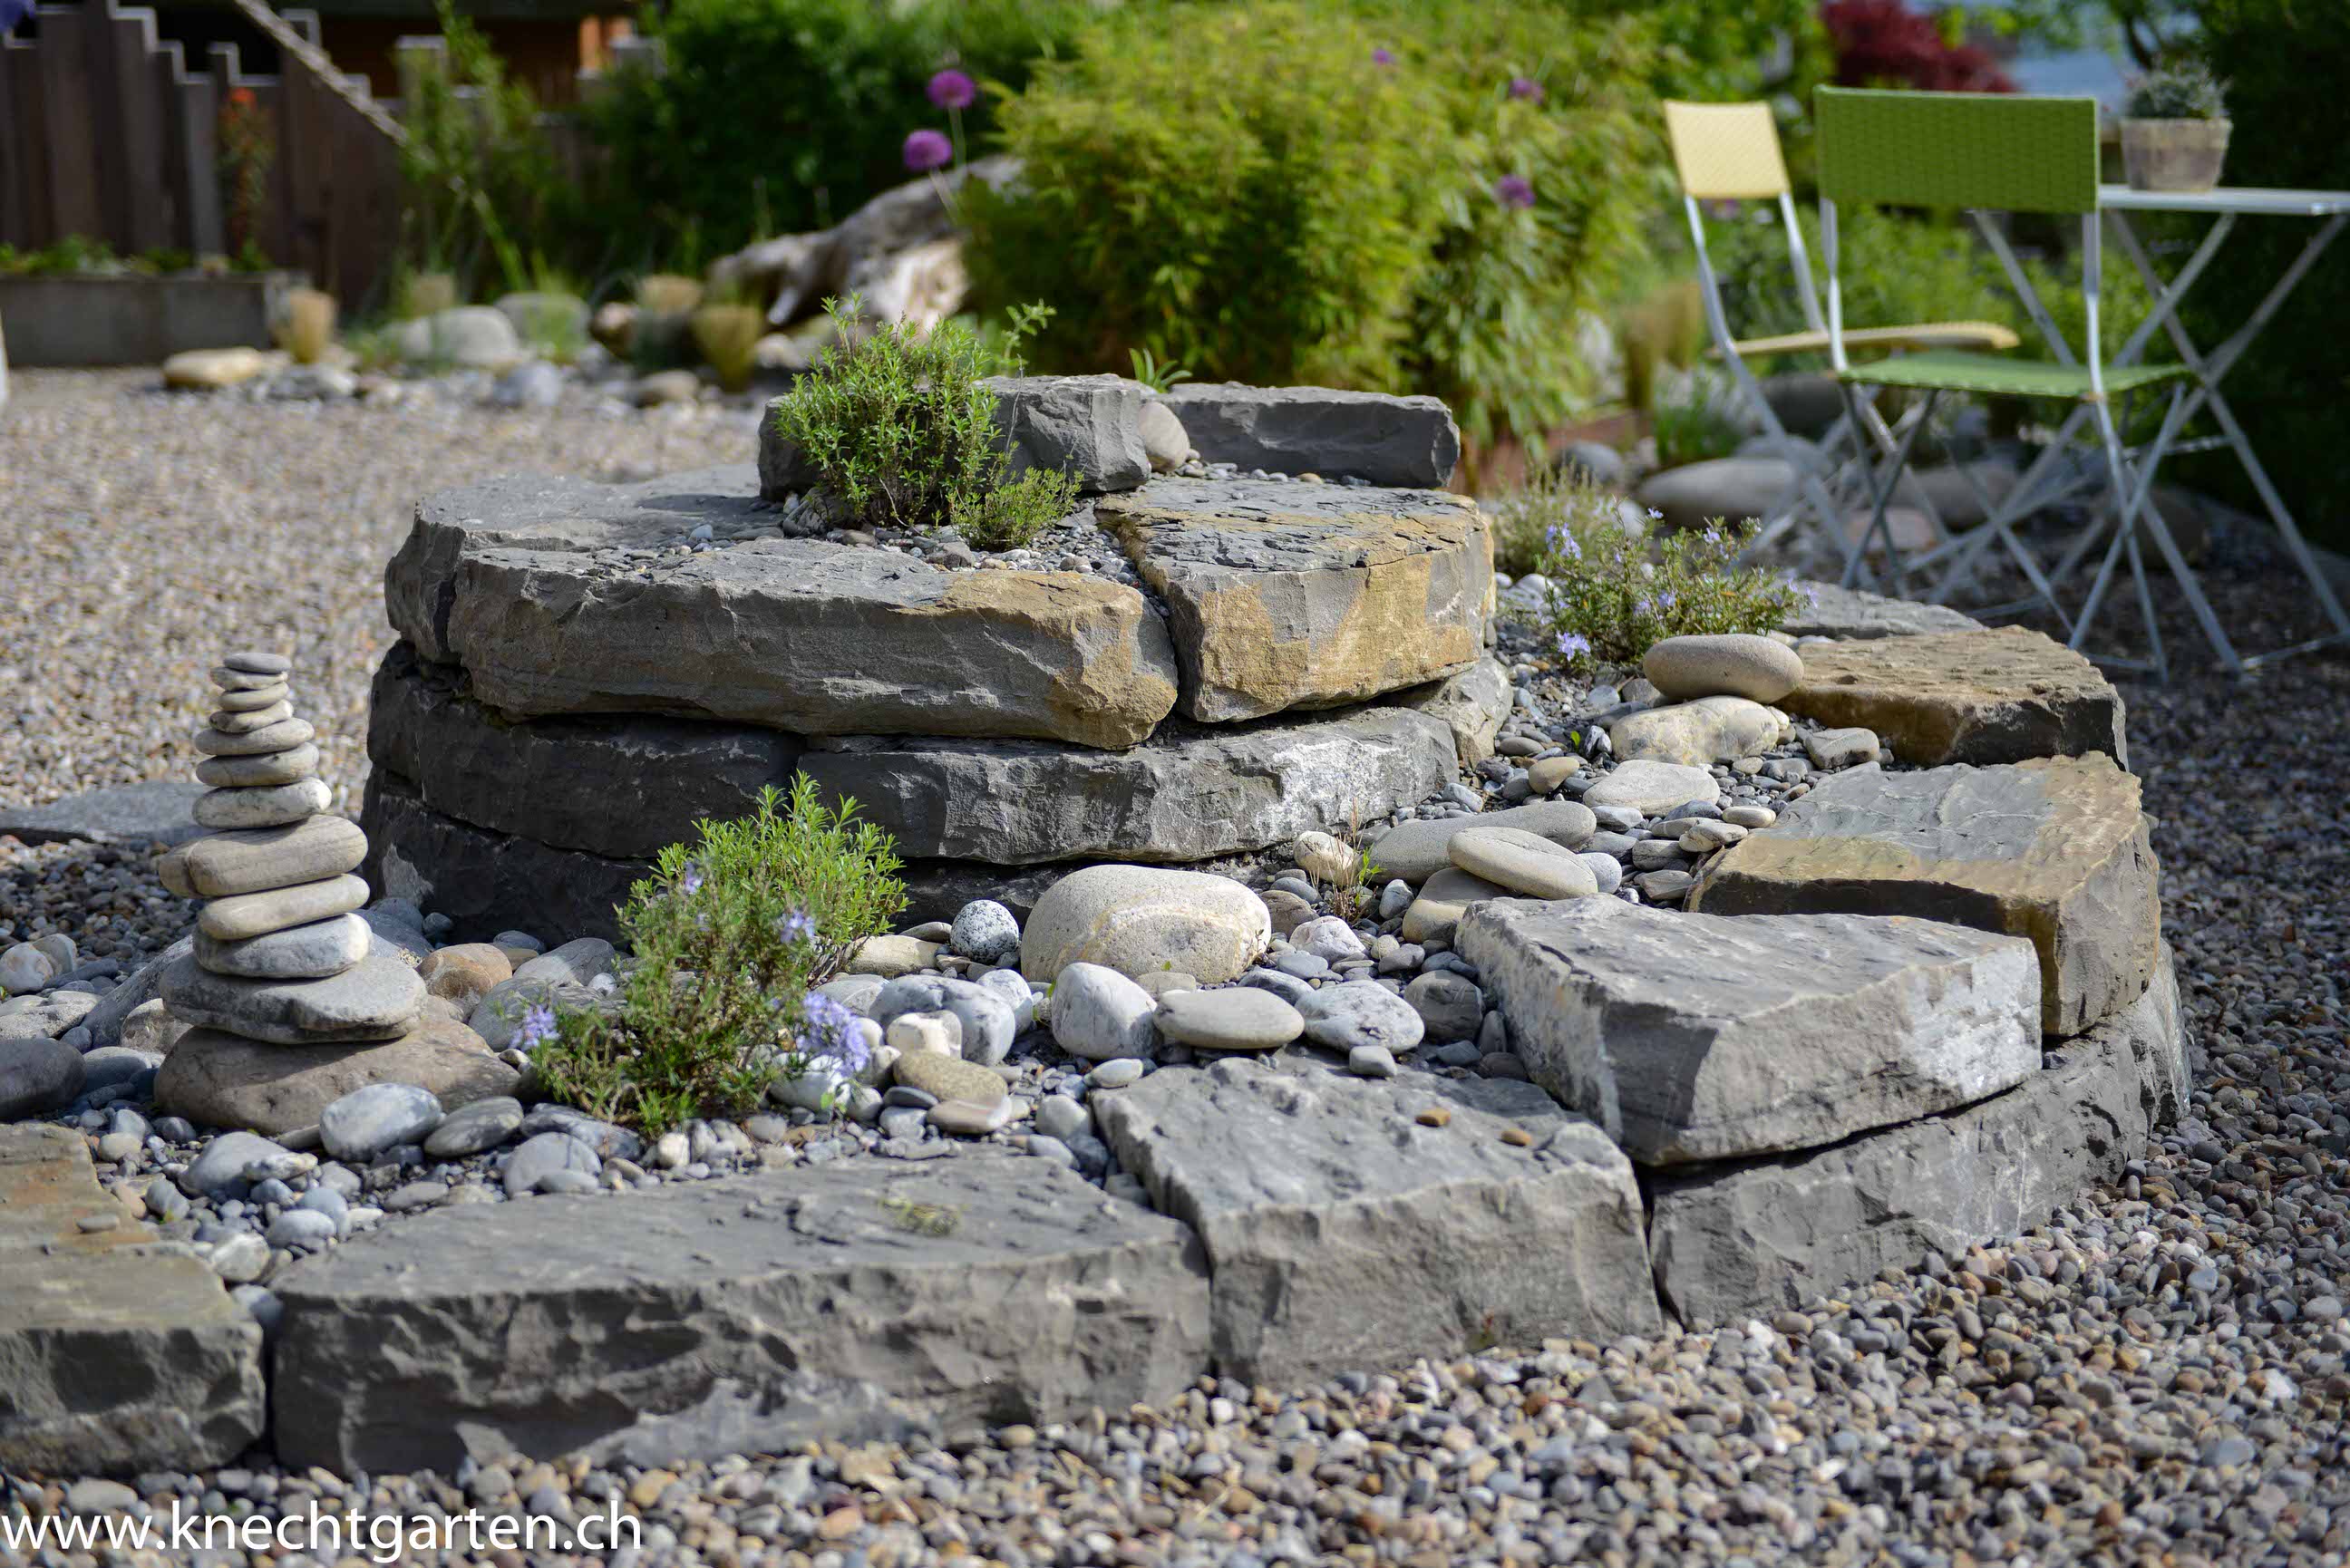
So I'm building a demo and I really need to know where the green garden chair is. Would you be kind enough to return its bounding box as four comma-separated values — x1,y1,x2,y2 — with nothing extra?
1816,87,2199,676
1664,100,2021,562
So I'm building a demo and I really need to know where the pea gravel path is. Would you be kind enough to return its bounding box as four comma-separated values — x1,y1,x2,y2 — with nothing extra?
3,375,2346,1564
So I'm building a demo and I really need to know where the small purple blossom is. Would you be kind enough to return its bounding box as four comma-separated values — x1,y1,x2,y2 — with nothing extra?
1508,76,1543,102
927,69,976,110
903,129,954,173
1555,631,1592,662
797,992,869,1074
776,907,819,946
677,860,704,896
1545,523,1581,561
515,1004,557,1051
1493,174,1536,210
1372,46,1395,65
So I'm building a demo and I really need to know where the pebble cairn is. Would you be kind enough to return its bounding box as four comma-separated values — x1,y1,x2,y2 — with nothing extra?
154,652,424,1058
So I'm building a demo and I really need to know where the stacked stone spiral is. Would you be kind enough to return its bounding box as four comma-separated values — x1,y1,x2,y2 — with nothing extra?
156,652,424,1047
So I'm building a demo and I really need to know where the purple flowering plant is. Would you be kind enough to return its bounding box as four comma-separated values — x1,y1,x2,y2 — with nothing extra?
529,776,906,1135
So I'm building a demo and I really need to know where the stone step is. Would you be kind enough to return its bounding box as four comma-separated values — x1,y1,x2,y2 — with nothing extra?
1157,382,1460,489
1689,755,2159,1036
1092,1051,1659,1385
1783,625,2128,769
0,1124,264,1475
1456,896,2042,1166
267,1151,1209,1475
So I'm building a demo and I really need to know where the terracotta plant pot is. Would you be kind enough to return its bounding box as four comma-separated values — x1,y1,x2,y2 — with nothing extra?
2121,119,2231,193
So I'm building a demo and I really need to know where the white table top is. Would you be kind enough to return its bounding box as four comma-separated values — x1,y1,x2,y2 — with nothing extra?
2100,185,2350,217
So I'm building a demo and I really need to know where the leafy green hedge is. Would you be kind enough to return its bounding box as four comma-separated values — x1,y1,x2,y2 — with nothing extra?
2189,0,2350,550
585,0,1093,268
962,0,1659,449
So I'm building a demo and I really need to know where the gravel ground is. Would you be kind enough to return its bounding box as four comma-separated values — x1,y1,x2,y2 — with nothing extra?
3,378,2346,1563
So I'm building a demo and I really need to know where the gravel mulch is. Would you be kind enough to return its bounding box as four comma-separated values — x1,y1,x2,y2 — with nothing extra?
2,381,2345,1564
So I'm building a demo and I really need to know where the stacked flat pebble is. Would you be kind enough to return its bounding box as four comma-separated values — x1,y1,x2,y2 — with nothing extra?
154,653,423,1048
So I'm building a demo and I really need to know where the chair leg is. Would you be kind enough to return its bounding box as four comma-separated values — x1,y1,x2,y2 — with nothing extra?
2073,391,2216,677
1840,389,1934,592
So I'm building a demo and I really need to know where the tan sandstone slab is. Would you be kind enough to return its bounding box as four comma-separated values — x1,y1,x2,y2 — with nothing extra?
1783,625,2128,768
384,466,1179,750
158,815,368,898
1690,756,2159,1035
1096,479,1492,723
0,1124,265,1474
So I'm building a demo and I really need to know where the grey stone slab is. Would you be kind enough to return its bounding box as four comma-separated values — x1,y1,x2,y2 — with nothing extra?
0,1124,265,1475
982,373,1150,492
1781,581,1986,641
1647,944,2187,1325
803,705,1454,866
1454,898,2041,1165
160,952,425,1045
268,1151,1209,1474
384,465,1179,749
368,643,804,859
1784,627,2129,769
1159,383,1461,488
1096,479,1492,723
1393,657,1512,766
0,779,205,847
83,937,194,1046
1690,756,2160,1036
1366,799,1596,886
1092,1052,1659,1384
362,771,1084,943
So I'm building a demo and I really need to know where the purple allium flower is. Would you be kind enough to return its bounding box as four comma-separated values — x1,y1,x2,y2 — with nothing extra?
798,993,869,1074
927,69,976,110
1555,630,1592,661
1372,46,1395,65
678,860,704,896
903,129,954,173
515,1004,557,1051
776,907,819,946
1494,175,1536,210
1509,76,1543,102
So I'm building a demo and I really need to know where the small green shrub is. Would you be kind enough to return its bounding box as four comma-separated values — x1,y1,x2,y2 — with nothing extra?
773,295,1079,546
1651,379,1745,471
2126,62,2227,120
1518,469,1806,671
530,776,906,1134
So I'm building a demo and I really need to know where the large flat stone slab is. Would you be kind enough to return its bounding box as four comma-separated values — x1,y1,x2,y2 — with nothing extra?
0,1124,265,1475
0,779,205,847
1097,479,1491,723
1781,581,1984,641
384,466,1179,749
1690,756,2159,1036
804,706,1454,866
269,1151,1209,1474
369,643,804,859
1159,383,1460,488
1647,944,2187,1324
1784,626,2128,768
362,771,1080,941
160,951,425,1045
1455,897,2041,1165
1092,1053,1658,1384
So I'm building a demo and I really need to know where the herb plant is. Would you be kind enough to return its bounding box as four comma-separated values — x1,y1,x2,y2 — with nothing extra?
2127,63,2228,121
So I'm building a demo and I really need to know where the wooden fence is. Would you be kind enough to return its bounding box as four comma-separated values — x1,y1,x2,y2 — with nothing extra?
0,0,405,307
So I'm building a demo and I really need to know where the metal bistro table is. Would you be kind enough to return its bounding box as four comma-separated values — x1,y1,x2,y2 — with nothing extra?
2091,183,2350,674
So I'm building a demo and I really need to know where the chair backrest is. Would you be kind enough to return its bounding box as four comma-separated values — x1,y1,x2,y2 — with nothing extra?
1815,87,2099,215
1663,101,1791,200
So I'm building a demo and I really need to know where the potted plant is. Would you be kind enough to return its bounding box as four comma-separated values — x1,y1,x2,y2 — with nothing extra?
2121,63,2230,194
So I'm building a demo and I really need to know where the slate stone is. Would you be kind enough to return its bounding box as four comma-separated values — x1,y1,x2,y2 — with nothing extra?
981,373,1150,492
1690,756,2160,1035
1020,866,1272,985
156,816,368,899
160,952,425,1045
1647,944,2187,1323
1092,1053,1657,1384
1780,581,1986,641
1367,799,1596,886
384,466,1179,749
1456,897,2042,1165
368,643,803,857
194,914,370,980
82,937,193,1046
155,1020,517,1137
0,1125,265,1475
1159,382,1461,488
801,704,1456,866
1393,657,1513,766
0,779,205,847
0,1036,84,1118
1096,479,1491,723
269,1152,1210,1473
319,1083,444,1163
1782,626,2129,769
